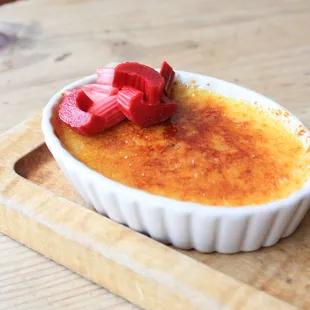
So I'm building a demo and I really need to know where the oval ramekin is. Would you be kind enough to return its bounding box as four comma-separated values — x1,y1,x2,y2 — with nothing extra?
42,70,310,253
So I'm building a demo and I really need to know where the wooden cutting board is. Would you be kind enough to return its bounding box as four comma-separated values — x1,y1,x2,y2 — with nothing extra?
0,114,309,310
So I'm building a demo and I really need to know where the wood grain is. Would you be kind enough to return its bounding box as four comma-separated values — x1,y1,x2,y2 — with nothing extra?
0,0,310,309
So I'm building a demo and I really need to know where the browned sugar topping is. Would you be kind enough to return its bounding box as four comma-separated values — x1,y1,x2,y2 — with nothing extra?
54,83,310,206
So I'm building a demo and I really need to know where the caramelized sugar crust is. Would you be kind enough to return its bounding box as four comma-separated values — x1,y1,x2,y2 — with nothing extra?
53,83,310,206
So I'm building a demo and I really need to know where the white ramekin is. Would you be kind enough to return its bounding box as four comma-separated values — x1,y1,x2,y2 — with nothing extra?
42,70,310,253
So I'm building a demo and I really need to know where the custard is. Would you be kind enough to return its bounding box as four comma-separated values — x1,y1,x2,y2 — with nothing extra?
53,83,310,206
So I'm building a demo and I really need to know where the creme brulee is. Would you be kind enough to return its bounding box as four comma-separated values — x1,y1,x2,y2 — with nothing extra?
53,83,310,206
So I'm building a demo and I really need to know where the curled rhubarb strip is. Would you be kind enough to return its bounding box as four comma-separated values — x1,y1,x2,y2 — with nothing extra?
113,62,165,105
59,90,125,135
160,61,175,95
96,67,115,85
82,83,118,102
59,90,107,136
59,61,178,135
117,86,177,127
88,95,126,128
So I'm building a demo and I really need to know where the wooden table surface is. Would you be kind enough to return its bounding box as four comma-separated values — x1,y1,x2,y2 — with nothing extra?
1,0,310,309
